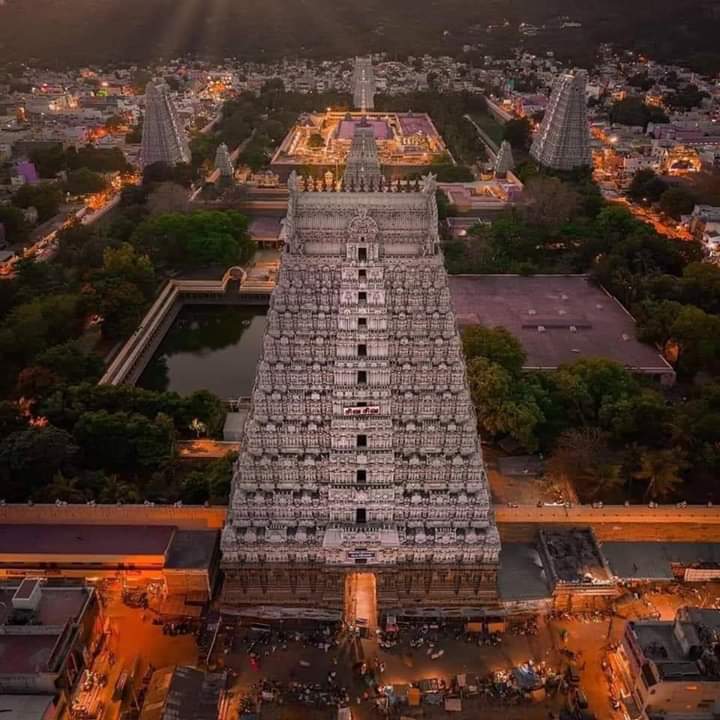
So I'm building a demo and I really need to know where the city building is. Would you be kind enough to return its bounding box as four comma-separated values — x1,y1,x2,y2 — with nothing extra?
0,579,102,714
530,70,591,171
614,607,720,720
352,56,376,112
0,523,220,606
140,81,191,169
343,120,383,188
140,667,228,720
221,154,500,622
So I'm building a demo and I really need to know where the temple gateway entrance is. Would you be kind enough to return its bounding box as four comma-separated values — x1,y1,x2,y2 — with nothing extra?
344,572,378,631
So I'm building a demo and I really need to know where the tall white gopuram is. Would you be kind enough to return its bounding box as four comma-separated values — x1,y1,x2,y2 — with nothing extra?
221,134,500,620
530,70,591,171
352,56,376,112
343,121,382,189
140,81,191,169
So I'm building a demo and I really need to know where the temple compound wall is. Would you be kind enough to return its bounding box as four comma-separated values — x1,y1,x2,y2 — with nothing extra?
221,170,501,619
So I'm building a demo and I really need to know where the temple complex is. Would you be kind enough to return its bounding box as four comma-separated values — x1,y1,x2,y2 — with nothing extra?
221,135,501,622
270,110,447,180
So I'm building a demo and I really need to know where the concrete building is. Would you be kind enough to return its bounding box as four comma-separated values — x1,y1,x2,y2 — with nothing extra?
447,275,675,384
530,70,591,171
221,154,500,622
140,81,191,169
0,579,101,713
352,57,375,112
0,524,220,606
614,607,720,720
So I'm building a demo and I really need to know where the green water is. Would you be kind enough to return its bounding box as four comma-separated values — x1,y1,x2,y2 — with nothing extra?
137,305,267,398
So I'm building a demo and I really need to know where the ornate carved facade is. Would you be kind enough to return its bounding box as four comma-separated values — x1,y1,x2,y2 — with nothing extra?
222,166,500,618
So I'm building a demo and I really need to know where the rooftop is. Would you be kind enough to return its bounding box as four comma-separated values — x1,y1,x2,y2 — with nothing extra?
141,666,226,720
630,607,720,681
539,528,613,587
602,542,720,580
497,543,551,601
447,275,674,378
0,584,90,627
0,524,175,559
165,531,219,571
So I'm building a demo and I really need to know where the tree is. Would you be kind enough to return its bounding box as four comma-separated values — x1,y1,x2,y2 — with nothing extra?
94,279,148,339
100,243,155,296
36,472,87,503
522,176,580,228
0,294,82,362
462,325,526,374
431,164,474,182
12,182,63,222
35,342,104,384
73,410,175,471
659,186,695,219
669,305,720,376
66,145,130,173
0,425,78,499
633,448,686,500
0,205,30,244
466,357,546,451
0,401,27,440
502,117,532,150
65,168,108,196
681,262,720,314
131,210,255,267
627,169,668,204
609,98,668,128
547,428,623,501
30,144,67,178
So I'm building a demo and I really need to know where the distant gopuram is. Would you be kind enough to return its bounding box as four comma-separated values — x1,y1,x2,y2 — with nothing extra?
140,80,191,169
530,70,591,171
343,120,382,188
221,131,500,623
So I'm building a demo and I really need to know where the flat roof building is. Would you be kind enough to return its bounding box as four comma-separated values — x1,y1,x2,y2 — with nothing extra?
614,607,720,720
0,580,100,715
448,275,675,383
0,524,220,606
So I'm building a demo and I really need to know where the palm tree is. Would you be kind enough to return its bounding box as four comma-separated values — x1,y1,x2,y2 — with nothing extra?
40,472,86,503
548,428,624,501
633,449,686,501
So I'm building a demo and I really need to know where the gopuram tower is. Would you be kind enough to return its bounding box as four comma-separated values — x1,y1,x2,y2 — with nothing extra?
140,80,191,169
530,70,591,171
222,151,500,622
343,121,382,189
